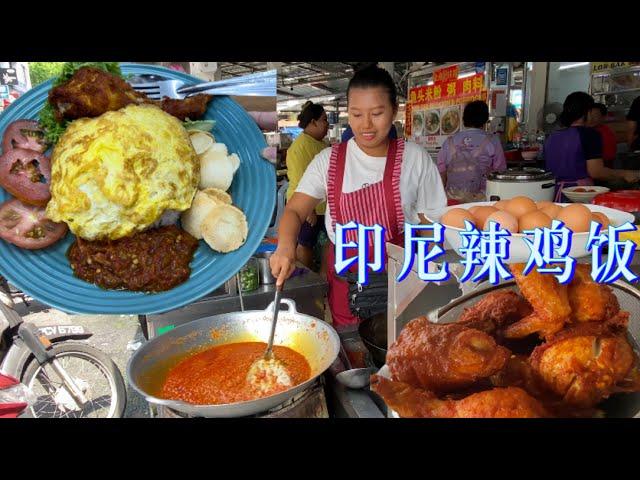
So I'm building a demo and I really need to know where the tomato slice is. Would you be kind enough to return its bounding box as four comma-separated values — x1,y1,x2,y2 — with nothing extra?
0,148,51,206
0,199,67,249
2,120,47,153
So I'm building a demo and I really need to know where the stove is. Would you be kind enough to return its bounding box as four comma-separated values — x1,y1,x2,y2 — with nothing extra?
154,381,329,418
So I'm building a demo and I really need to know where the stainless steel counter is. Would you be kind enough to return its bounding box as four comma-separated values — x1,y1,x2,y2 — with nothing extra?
141,266,328,339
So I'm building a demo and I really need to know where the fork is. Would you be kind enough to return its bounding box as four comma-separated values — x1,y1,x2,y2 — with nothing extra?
131,70,276,100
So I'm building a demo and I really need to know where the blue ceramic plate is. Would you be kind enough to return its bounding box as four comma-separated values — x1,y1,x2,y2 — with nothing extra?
0,63,275,314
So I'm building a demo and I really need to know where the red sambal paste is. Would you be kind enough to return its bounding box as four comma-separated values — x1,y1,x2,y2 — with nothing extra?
160,342,311,405
67,225,198,292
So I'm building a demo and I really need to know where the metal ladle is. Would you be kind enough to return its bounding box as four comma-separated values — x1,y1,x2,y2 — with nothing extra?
334,342,377,389
336,368,378,389
246,283,293,391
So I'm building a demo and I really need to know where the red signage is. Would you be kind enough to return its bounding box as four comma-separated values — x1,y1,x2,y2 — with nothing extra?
433,65,459,84
409,73,486,109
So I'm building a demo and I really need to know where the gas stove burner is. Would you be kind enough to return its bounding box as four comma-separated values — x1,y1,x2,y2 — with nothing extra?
155,381,328,418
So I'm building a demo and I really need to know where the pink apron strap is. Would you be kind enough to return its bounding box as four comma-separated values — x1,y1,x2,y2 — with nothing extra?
327,142,348,231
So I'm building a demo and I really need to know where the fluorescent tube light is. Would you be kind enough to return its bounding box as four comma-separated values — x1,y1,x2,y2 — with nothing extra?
558,62,589,71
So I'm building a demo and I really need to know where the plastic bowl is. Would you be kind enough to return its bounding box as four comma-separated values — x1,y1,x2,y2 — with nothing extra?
426,201,635,263
521,150,538,161
562,186,610,203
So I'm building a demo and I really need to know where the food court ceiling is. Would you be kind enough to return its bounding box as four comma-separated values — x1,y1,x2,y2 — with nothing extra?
216,62,442,111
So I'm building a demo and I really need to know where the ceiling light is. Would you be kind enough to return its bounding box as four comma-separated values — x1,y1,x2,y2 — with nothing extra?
558,62,589,71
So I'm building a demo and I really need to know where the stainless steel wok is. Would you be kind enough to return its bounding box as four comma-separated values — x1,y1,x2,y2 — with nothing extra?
127,298,340,417
378,279,640,418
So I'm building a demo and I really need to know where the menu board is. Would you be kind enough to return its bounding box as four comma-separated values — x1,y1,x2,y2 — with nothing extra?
406,70,488,150
591,62,640,75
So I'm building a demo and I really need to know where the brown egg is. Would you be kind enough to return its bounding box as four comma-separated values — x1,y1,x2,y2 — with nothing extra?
536,201,556,210
518,210,552,232
556,204,592,232
541,204,563,219
471,206,498,227
468,205,482,215
504,196,538,218
441,208,477,229
493,200,509,211
592,212,610,229
484,210,518,233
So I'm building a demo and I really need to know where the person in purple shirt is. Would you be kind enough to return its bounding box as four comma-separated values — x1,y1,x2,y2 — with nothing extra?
544,92,639,202
437,100,506,203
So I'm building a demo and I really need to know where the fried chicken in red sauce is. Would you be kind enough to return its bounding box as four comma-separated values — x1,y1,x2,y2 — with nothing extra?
371,376,549,418
457,289,533,337
502,263,572,339
48,67,214,122
387,317,510,393
529,312,639,408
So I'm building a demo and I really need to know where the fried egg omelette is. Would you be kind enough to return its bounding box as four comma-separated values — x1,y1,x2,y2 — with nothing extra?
46,104,199,240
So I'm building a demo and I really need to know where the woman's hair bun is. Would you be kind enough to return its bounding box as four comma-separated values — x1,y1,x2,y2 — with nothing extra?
297,101,325,128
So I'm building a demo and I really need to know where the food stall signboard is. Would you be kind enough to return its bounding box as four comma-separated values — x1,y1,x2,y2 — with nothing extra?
406,72,488,148
591,62,640,74
0,85,9,99
433,65,459,84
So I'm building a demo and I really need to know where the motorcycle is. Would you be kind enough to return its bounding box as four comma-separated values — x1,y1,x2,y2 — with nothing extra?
0,280,126,418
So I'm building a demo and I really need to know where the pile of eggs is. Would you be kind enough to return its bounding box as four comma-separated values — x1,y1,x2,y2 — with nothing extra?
440,196,610,233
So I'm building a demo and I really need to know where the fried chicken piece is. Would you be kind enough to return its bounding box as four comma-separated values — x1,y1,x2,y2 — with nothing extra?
387,317,510,393
503,263,572,339
458,290,533,338
48,67,214,122
568,264,620,323
489,355,603,417
160,94,214,121
530,312,639,408
48,67,146,120
370,375,550,418
490,355,548,398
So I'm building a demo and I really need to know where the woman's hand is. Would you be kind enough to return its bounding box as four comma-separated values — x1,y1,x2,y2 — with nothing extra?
622,170,640,184
270,245,297,287
270,192,321,286
306,212,317,227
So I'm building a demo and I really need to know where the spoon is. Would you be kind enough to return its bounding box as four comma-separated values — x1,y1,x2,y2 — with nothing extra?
246,283,292,392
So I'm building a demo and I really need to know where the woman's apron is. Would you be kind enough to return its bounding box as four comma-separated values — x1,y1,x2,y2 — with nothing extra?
545,127,595,202
325,139,405,330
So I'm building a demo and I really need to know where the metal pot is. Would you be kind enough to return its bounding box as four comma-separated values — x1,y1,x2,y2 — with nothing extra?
358,314,388,368
485,168,556,202
127,298,340,417
254,251,276,285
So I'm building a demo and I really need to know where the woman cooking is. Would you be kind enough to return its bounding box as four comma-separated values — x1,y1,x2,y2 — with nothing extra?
544,91,640,202
270,65,447,333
